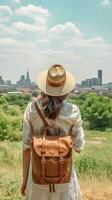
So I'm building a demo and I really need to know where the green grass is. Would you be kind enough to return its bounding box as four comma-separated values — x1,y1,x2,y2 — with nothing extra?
84,130,112,162
0,142,22,200
0,130,112,199
74,130,112,179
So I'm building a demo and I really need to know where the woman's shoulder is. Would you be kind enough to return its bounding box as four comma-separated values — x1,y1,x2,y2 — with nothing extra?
24,99,36,114
61,101,79,116
25,97,43,115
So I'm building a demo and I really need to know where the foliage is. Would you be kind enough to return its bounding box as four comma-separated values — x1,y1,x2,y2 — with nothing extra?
81,94,112,130
0,105,23,141
1,93,31,110
75,155,112,178
0,93,112,142
0,94,32,141
68,93,112,131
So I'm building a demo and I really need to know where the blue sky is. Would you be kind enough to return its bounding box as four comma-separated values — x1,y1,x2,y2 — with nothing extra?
0,0,112,83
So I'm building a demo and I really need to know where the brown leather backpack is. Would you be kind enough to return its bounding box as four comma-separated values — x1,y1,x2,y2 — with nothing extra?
31,101,73,193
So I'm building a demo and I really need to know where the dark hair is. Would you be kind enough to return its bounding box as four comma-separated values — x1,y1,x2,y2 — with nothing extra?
42,94,68,120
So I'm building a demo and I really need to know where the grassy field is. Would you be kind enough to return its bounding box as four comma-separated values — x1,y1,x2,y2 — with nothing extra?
77,131,112,200
0,130,112,200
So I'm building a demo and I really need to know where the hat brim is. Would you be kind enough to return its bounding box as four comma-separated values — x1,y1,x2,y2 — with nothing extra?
36,69,76,96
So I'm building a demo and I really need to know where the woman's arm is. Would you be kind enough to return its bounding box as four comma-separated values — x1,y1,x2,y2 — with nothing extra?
21,148,31,196
71,105,85,153
21,103,32,196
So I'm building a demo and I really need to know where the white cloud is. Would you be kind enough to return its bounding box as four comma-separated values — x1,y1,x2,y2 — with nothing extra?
12,0,20,3
48,22,82,37
46,22,83,49
13,21,46,32
38,49,79,59
0,24,13,36
0,5,12,22
0,38,35,49
65,36,106,49
0,4,48,36
15,4,49,17
0,3,49,31
13,4,49,33
102,0,111,6
15,0,20,3
34,16,47,26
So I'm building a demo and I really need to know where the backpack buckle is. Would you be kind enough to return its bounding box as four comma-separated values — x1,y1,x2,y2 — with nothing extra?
41,156,46,164
59,156,64,163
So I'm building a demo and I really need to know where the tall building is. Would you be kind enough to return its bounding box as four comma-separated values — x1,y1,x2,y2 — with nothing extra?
81,69,103,87
6,80,11,85
91,78,99,86
82,79,92,87
98,69,102,85
17,70,32,87
26,69,31,85
0,76,5,85
26,69,30,79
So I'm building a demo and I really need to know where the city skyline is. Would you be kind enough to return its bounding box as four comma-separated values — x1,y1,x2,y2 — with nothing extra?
0,68,111,85
0,0,112,83
82,69,103,87
0,69,33,85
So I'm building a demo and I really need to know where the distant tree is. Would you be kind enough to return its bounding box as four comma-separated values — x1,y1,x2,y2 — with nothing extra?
0,104,23,141
82,94,112,130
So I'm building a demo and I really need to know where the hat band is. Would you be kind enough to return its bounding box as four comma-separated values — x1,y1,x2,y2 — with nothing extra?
47,79,65,87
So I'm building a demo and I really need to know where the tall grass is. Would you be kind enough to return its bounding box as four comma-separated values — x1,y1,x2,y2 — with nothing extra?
75,154,112,179
80,175,112,200
0,142,22,200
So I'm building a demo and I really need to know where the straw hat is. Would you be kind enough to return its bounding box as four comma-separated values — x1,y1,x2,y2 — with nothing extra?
37,65,76,96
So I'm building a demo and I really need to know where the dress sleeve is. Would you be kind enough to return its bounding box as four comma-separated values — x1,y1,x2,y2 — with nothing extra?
71,105,85,152
22,103,32,150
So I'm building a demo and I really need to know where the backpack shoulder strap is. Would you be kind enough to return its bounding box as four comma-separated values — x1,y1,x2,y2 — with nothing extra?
34,100,49,128
69,124,74,136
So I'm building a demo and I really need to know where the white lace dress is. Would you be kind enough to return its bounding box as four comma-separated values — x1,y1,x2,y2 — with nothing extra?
22,99,85,200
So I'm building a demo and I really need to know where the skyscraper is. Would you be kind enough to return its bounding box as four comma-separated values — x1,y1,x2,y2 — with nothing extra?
26,69,31,85
98,70,102,85
17,69,32,87
26,69,30,80
0,76,5,85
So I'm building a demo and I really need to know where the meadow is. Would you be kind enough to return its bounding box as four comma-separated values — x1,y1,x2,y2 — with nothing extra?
0,130,112,200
